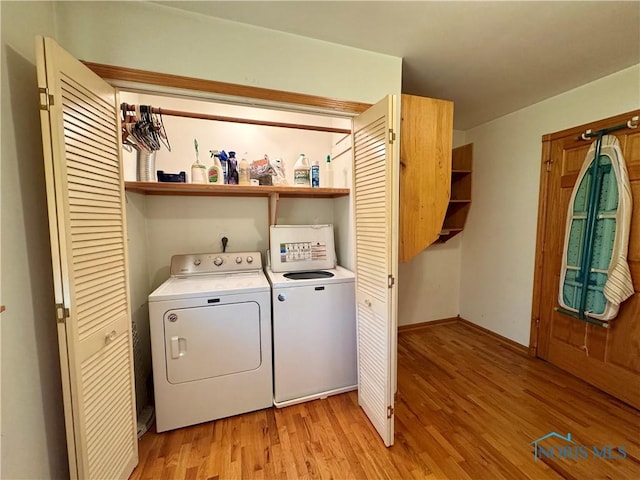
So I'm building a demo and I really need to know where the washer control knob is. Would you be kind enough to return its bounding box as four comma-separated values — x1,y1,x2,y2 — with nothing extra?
235,256,243,264
193,258,201,266
213,257,223,266
278,293,286,302
246,256,254,264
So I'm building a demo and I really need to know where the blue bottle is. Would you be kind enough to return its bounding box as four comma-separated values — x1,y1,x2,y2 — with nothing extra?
217,150,230,184
311,159,320,188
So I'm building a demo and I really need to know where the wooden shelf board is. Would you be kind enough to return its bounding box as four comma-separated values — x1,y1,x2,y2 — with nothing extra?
452,169,472,174
125,182,349,198
449,199,471,203
437,227,464,243
440,228,464,235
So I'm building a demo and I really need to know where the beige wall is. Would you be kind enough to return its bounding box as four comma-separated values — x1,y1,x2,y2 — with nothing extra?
397,130,466,325
53,1,402,105
0,2,69,478
460,64,640,345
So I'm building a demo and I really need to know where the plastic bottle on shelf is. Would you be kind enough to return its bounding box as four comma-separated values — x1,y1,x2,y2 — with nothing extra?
293,153,310,187
324,154,334,188
272,158,287,185
239,155,251,186
191,139,207,184
311,158,320,188
208,150,224,184
227,151,239,185
218,150,229,184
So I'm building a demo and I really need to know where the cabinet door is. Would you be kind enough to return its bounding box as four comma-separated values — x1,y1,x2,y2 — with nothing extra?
36,36,137,479
352,95,398,446
399,94,453,260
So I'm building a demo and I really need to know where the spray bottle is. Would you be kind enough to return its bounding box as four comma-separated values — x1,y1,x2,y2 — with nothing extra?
208,150,224,184
325,154,334,188
218,150,229,184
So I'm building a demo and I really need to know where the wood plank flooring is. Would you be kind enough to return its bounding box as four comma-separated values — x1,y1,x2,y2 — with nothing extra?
130,322,640,479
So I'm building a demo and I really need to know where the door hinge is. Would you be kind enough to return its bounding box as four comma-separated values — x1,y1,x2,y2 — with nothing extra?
388,274,395,288
387,405,394,419
389,129,396,144
544,158,553,172
531,317,540,350
55,303,69,324
39,87,54,111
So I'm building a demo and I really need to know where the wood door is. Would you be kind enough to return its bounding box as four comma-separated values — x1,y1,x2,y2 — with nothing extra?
533,111,640,408
352,96,398,446
36,36,138,478
398,94,453,261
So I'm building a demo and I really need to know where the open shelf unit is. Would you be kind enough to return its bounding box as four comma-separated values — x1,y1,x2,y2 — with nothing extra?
439,143,473,242
125,182,349,198
124,182,350,226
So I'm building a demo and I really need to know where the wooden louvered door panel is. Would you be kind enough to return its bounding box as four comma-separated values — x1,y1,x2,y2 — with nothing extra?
352,96,398,446
36,36,137,479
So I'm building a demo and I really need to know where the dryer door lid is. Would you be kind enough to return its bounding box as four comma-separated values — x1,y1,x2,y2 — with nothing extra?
164,302,261,384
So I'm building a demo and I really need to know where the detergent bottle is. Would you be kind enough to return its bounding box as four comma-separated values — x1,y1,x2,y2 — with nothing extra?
293,153,310,187
208,150,224,184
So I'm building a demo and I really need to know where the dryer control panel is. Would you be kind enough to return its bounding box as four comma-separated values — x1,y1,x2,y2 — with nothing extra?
170,252,263,277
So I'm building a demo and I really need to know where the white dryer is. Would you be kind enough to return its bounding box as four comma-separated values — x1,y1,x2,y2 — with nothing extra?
148,252,272,432
267,225,357,407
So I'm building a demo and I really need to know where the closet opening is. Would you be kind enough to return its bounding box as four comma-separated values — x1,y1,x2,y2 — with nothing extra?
100,66,361,441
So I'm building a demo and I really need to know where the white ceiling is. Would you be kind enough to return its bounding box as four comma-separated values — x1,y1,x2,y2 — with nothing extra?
157,1,639,129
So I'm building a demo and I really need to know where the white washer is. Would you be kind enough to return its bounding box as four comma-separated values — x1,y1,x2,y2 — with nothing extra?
267,225,357,407
148,252,272,432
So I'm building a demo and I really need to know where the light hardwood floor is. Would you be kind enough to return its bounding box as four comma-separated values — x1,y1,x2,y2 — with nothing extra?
130,322,640,479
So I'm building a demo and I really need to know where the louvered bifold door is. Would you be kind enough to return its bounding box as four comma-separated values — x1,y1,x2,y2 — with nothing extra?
352,96,398,447
36,36,138,479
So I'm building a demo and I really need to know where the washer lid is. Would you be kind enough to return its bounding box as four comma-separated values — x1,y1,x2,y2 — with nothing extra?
266,265,354,288
148,271,270,302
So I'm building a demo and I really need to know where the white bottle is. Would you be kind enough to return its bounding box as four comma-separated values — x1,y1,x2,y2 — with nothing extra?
293,153,310,187
191,162,207,183
239,156,251,186
191,138,207,184
324,154,334,188
272,157,287,185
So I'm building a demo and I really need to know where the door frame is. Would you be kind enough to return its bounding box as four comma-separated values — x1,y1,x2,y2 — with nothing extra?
529,110,640,358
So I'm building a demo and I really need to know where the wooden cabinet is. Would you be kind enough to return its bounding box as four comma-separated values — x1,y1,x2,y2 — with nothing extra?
399,94,454,261
440,143,473,242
